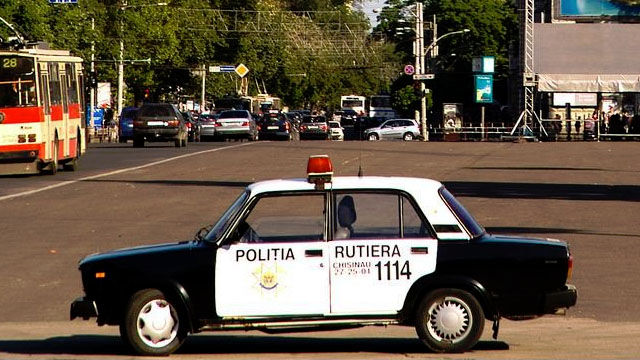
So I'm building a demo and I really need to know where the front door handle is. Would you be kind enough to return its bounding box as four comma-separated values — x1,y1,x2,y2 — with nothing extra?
305,249,323,257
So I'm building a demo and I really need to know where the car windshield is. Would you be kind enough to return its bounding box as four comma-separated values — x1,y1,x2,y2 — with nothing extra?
204,191,249,243
329,122,340,128
438,187,485,238
219,111,248,119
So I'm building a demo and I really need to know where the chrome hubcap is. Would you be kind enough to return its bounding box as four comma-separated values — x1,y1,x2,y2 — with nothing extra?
136,299,178,348
427,296,472,343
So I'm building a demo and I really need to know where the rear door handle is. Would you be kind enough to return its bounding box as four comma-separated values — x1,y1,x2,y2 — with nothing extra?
305,249,323,257
411,247,429,254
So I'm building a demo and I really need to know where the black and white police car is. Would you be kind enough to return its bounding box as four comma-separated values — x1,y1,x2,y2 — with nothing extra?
71,155,577,356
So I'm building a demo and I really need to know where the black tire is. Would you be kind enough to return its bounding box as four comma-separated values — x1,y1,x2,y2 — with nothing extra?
46,137,59,175
367,133,379,141
175,138,182,148
120,289,186,356
133,137,144,148
403,132,415,141
415,288,484,353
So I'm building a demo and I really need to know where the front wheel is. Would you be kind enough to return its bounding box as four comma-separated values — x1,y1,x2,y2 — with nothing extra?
120,289,186,356
415,288,484,353
367,133,379,141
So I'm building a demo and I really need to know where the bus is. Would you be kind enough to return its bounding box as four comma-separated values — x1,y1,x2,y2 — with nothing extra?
340,95,366,116
368,95,396,120
252,94,281,114
0,47,86,175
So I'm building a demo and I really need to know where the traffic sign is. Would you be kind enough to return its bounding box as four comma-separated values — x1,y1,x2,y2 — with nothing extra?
404,64,415,76
413,74,435,80
209,66,220,73
49,0,77,3
235,63,249,77
219,65,236,73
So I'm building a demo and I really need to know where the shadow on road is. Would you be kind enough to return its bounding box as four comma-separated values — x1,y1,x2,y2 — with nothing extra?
444,181,640,202
0,334,508,356
83,178,251,188
485,226,640,238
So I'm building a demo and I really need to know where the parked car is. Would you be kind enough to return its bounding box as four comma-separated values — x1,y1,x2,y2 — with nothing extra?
328,120,344,141
215,110,258,141
258,112,295,140
181,111,201,142
118,106,138,143
364,118,420,141
198,113,218,140
299,115,329,140
133,103,188,147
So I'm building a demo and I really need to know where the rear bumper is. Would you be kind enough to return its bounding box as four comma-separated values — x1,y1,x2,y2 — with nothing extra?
70,296,98,320
543,284,577,313
0,150,41,174
134,128,180,141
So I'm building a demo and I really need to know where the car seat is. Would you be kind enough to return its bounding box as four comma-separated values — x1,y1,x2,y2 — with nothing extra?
335,195,356,239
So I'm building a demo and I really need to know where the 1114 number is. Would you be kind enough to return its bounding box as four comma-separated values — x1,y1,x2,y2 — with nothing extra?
375,260,411,280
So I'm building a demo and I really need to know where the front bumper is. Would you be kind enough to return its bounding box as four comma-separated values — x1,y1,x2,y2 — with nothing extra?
543,284,577,313
70,296,98,320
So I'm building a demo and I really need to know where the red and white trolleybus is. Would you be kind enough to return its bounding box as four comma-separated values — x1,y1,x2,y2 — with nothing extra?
0,47,85,175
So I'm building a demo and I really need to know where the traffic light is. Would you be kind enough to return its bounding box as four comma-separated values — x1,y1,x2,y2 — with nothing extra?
144,88,150,99
88,71,97,88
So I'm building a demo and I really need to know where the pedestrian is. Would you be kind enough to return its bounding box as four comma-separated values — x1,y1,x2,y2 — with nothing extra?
575,116,581,136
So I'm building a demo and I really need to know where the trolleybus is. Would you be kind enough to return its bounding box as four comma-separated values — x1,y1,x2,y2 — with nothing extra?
0,47,85,175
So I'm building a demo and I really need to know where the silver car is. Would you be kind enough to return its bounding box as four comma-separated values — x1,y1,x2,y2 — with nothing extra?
364,119,420,141
215,110,258,141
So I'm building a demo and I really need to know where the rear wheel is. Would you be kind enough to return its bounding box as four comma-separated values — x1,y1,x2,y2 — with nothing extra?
133,137,144,148
45,136,59,175
415,288,484,353
403,132,415,141
120,289,186,356
64,132,81,171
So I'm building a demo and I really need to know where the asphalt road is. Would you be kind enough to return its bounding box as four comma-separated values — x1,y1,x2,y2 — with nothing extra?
1,139,639,358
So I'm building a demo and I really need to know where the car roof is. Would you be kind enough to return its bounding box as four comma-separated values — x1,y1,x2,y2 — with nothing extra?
247,176,442,195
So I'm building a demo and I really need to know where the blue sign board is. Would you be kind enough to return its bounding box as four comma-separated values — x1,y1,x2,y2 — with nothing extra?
219,65,236,72
50,0,78,3
474,75,493,104
559,0,640,17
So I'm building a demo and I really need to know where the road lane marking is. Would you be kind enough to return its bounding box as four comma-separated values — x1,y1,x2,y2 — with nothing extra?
0,142,255,202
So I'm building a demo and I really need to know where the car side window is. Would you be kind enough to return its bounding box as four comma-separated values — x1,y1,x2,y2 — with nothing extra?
334,193,399,239
333,192,432,240
236,194,325,244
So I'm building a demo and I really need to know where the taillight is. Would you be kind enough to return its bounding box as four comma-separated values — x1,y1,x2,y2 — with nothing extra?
28,134,36,142
285,122,290,131
214,122,221,127
567,254,573,281
185,122,191,128
300,125,306,131
241,121,249,127
167,120,179,127
133,120,144,127
257,125,262,131
17,134,26,143
321,124,328,131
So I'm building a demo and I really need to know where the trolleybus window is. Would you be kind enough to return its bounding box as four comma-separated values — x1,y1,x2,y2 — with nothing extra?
0,56,36,107
65,63,79,104
48,63,62,105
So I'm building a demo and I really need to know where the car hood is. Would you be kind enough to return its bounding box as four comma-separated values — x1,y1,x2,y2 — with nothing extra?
79,241,197,268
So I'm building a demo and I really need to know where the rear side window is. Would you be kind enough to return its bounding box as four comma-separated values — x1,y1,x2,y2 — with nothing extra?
138,105,173,117
333,192,432,240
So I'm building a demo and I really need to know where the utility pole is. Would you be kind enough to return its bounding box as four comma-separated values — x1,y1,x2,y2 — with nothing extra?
414,2,429,141
201,64,206,112
89,17,95,139
117,0,126,125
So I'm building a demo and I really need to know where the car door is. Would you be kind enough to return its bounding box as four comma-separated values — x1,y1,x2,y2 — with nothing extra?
328,192,438,315
379,121,395,139
215,192,330,317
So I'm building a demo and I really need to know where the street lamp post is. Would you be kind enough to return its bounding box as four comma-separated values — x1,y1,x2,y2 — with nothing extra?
417,26,469,141
117,1,168,122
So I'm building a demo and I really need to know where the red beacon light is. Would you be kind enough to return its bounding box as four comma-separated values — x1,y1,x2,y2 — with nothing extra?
307,155,333,189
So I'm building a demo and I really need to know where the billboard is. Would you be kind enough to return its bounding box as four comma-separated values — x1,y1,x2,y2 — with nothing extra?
474,75,493,104
557,0,640,18
552,93,598,107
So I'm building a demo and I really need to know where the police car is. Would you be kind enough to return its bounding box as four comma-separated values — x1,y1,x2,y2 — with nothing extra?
70,155,577,356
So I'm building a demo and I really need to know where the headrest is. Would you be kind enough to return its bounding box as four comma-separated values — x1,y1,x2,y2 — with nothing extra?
337,195,356,227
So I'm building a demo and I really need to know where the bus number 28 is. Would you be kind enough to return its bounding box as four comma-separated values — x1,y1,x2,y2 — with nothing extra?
375,260,411,281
